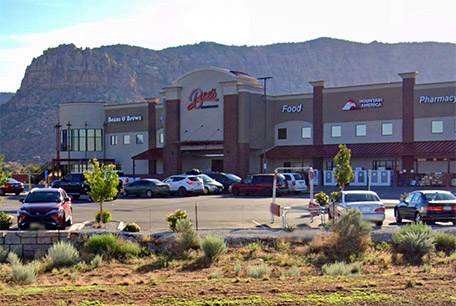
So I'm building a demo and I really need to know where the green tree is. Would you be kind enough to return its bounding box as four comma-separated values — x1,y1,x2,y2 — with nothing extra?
333,144,354,191
84,159,119,225
0,156,9,203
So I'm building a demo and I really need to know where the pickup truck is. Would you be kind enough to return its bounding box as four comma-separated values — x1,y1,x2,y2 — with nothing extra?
116,171,140,186
51,172,123,200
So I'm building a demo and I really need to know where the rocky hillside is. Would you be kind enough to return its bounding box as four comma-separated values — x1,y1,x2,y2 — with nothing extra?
1,38,455,163
0,93,13,105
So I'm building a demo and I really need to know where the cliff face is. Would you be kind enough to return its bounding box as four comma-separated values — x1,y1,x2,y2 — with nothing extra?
1,38,455,163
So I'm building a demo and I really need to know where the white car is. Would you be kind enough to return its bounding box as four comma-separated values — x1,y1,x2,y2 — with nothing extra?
328,190,385,226
282,173,308,193
163,175,204,196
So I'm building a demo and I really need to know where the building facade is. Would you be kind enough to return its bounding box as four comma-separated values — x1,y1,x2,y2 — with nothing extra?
56,68,456,187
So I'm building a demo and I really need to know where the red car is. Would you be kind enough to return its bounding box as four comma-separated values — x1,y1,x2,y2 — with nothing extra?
229,173,288,197
0,178,24,196
17,188,73,230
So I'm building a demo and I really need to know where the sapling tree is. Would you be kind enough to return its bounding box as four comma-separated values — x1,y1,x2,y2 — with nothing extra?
84,159,119,225
333,144,354,191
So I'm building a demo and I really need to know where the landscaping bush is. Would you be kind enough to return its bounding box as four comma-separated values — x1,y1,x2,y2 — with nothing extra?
433,232,456,255
321,261,363,276
0,212,13,230
7,252,21,266
174,219,200,251
315,192,330,206
393,222,435,264
95,210,112,223
166,209,189,232
330,191,339,202
286,265,300,278
115,239,142,258
84,233,118,255
12,263,37,285
201,235,226,262
123,223,141,232
45,241,79,269
0,247,8,262
247,265,271,279
90,254,103,269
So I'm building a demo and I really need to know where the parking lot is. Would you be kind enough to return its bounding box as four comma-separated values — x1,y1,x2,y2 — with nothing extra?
0,192,402,231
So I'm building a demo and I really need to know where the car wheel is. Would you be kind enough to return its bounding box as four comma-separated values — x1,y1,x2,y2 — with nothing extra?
146,190,153,198
58,215,67,230
426,220,435,225
232,188,240,196
394,209,402,223
452,221,456,226
375,221,383,227
15,192,20,196
72,194,80,200
123,190,129,197
263,188,272,197
0,189,5,196
178,187,187,197
203,187,209,195
414,212,422,224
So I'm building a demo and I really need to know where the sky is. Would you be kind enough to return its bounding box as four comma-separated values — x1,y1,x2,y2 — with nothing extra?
0,0,455,92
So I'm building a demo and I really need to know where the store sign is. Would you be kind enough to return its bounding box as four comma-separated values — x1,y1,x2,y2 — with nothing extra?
108,115,143,123
419,95,456,104
342,98,383,111
282,104,302,113
187,88,219,111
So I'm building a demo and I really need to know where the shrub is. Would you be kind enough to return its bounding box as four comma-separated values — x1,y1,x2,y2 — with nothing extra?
321,261,363,276
115,239,142,258
166,209,189,232
330,191,339,202
12,263,37,284
247,265,271,279
0,247,8,262
123,223,141,232
234,263,242,276
329,209,371,259
45,241,79,269
315,192,330,206
208,270,223,279
7,252,21,266
433,232,456,255
0,212,13,230
393,222,435,264
84,234,117,255
90,255,103,268
201,235,227,262
283,224,296,232
174,219,200,251
95,210,112,223
375,241,392,252
286,265,300,278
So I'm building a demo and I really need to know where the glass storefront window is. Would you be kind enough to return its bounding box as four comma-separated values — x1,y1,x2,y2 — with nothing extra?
61,128,103,151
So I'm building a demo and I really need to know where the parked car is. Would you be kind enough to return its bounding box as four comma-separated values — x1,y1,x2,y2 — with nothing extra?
0,178,24,196
328,190,385,226
282,172,308,194
17,188,73,230
163,175,204,196
116,170,141,185
205,172,241,192
229,173,288,197
122,179,170,198
394,190,456,225
52,172,123,200
197,174,224,194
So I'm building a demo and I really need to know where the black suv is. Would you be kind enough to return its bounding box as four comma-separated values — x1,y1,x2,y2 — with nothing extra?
205,172,241,193
52,173,123,200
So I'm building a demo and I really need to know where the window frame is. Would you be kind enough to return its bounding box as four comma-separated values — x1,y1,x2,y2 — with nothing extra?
136,134,144,145
123,134,131,145
110,135,118,146
355,124,366,137
331,125,341,138
382,123,393,136
301,127,311,139
278,128,287,140
431,120,443,134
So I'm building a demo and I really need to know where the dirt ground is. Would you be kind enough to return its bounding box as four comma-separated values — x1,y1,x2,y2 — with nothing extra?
1,243,456,306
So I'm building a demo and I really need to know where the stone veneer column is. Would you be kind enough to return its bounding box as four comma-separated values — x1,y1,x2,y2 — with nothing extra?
223,94,249,178
399,72,419,171
146,98,159,175
163,99,182,175
309,80,327,174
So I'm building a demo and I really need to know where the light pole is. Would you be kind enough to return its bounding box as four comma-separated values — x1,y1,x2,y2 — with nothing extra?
258,76,272,173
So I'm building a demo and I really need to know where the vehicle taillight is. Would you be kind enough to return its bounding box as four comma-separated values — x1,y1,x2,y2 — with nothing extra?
426,206,443,211
374,208,385,213
187,182,195,185
292,181,296,186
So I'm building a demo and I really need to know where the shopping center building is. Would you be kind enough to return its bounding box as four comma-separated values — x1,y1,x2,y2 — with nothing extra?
55,68,456,187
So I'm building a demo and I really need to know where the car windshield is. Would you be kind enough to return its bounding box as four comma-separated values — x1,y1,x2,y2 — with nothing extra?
199,175,214,183
425,192,456,201
226,174,241,181
188,176,199,182
345,193,380,202
8,178,20,184
149,179,162,185
26,192,61,203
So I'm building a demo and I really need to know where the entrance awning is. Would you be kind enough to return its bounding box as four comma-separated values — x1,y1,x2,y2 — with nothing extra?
263,140,456,159
132,148,163,160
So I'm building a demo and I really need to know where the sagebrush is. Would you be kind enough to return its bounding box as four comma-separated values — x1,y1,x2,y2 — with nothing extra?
201,235,226,262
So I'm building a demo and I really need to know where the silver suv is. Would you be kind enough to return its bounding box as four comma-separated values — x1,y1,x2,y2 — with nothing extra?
163,175,204,196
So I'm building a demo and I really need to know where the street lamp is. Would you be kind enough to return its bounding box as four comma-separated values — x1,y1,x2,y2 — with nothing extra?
258,76,273,173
